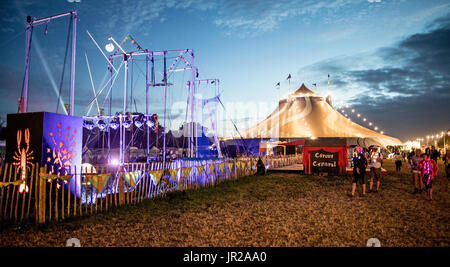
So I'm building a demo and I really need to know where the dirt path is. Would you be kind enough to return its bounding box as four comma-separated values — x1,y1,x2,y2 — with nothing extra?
0,161,448,247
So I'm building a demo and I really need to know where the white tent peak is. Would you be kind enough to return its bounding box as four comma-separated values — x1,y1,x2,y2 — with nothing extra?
241,83,403,147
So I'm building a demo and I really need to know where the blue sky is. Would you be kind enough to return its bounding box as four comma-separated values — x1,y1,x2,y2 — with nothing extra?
0,0,449,141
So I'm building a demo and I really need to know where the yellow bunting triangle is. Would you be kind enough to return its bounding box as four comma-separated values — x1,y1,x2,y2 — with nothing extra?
209,164,215,175
149,170,163,185
227,162,234,172
86,173,111,193
0,180,24,187
238,161,244,170
39,173,60,180
196,165,205,176
169,169,179,182
219,163,225,173
182,167,192,179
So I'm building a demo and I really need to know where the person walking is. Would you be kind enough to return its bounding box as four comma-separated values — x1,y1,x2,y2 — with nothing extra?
430,146,439,163
419,153,438,200
369,146,383,193
393,151,403,173
443,150,450,178
351,146,367,197
409,148,423,193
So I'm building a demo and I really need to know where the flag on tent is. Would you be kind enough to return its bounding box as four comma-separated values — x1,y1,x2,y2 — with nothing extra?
86,173,111,193
169,169,179,182
275,82,280,90
182,167,192,179
287,74,291,80
328,74,330,85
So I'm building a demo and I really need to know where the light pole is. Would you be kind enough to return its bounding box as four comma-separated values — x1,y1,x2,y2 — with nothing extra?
446,130,450,151
105,36,128,166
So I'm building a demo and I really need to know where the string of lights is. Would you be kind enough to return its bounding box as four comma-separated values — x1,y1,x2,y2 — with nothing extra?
335,104,385,135
409,130,450,148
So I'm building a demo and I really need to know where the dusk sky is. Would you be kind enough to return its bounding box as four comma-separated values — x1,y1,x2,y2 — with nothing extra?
0,0,449,141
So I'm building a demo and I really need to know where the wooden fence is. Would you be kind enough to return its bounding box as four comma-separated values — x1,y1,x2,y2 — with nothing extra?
0,155,300,224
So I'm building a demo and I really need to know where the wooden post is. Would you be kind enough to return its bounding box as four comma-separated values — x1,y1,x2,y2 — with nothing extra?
94,166,98,214
118,167,125,206
33,164,39,224
138,164,143,203
55,178,59,222
38,166,46,224
26,163,37,221
105,165,109,212
61,178,65,221
13,169,20,221
48,176,53,221
2,164,12,220
90,167,94,216
20,163,32,221
0,163,8,221
84,170,88,215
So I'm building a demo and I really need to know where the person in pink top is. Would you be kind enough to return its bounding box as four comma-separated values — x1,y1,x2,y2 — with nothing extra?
419,153,438,201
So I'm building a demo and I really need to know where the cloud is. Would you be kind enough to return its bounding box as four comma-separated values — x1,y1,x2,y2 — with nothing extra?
297,13,450,140
76,0,364,37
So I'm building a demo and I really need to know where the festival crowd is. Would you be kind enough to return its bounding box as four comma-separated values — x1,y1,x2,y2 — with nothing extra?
350,145,449,201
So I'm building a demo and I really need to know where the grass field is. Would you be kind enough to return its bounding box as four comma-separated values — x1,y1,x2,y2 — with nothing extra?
0,160,448,247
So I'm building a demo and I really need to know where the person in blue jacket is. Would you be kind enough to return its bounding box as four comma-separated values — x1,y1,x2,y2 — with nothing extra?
351,146,368,197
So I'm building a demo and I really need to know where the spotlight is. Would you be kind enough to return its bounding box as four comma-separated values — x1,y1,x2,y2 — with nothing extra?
97,120,107,131
134,114,144,128
146,119,154,128
123,118,132,129
83,120,95,130
109,118,119,130
134,120,143,128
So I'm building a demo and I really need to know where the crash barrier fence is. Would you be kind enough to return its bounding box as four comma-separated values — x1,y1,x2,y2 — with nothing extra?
0,154,301,224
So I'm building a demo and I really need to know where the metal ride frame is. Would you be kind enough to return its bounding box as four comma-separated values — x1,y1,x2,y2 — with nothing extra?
20,11,208,165
21,11,77,115
194,79,222,158
97,46,199,166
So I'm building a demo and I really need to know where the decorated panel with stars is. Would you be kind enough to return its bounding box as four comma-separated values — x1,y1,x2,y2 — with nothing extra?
42,112,82,175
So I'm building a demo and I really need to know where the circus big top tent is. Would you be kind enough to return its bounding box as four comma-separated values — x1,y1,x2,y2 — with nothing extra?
240,84,403,148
